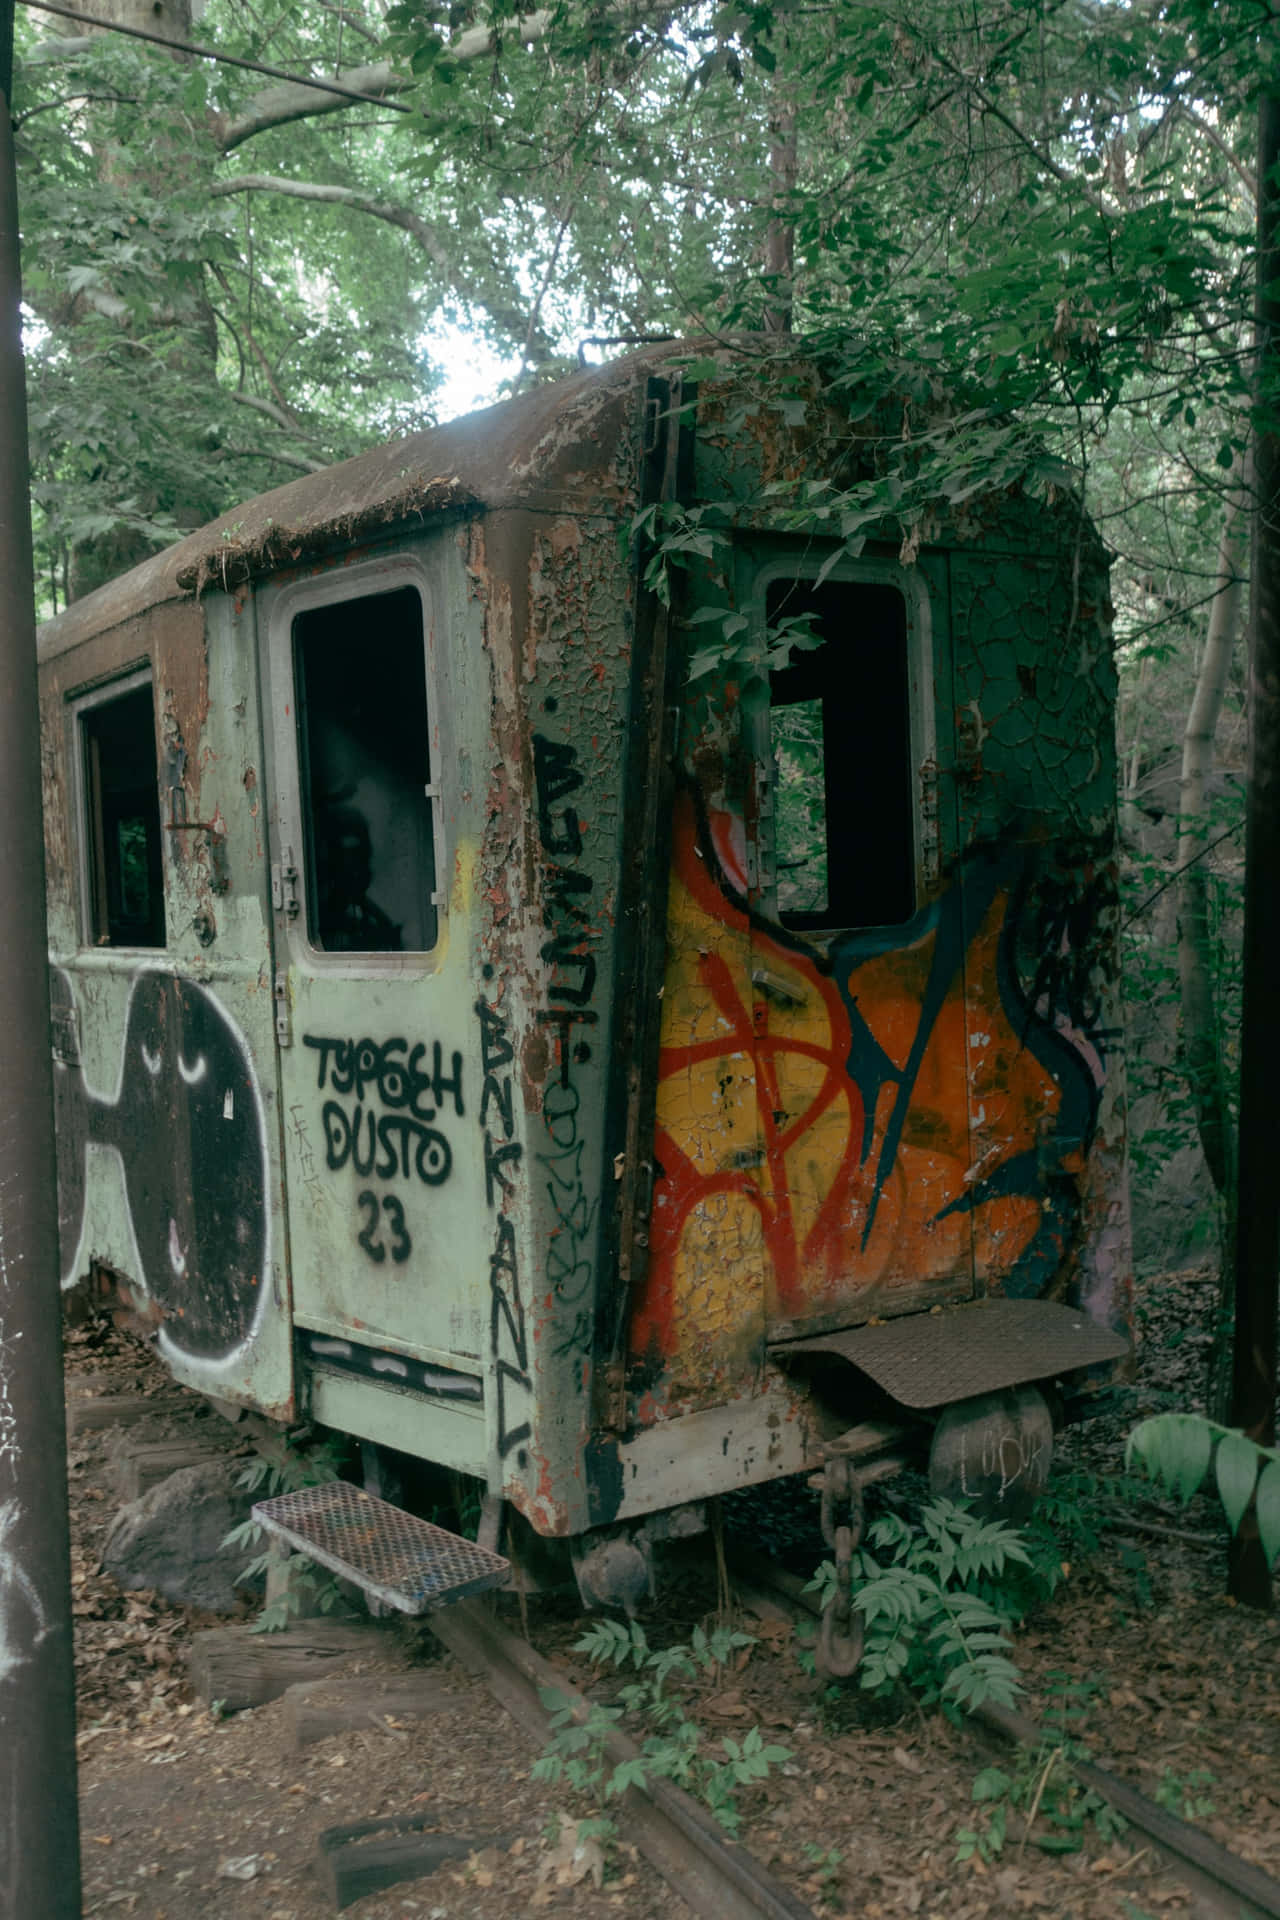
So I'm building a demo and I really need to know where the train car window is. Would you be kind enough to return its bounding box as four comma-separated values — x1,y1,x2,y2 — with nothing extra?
79,682,166,949
766,578,914,932
293,585,438,954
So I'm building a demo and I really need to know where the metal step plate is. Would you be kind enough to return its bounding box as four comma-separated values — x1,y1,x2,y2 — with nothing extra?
771,1297,1130,1411
252,1481,509,1615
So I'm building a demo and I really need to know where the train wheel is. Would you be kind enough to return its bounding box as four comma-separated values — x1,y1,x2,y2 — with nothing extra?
927,1384,1053,1522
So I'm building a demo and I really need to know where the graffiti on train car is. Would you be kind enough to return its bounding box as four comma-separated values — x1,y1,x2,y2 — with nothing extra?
49,969,268,1363
630,790,1111,1391
532,717,599,1368
302,1034,461,1186
477,984,531,1462
300,1033,464,1265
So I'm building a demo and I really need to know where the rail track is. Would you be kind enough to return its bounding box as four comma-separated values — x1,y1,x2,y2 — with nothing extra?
734,1551,1280,1920
412,1536,1280,1920
427,1596,821,1920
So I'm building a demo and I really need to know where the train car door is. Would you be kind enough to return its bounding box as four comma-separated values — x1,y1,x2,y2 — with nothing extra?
259,555,471,1371
746,554,978,1336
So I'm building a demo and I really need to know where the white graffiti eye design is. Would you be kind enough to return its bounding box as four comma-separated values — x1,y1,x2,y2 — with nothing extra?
177,1053,208,1086
167,1219,187,1277
140,1044,162,1076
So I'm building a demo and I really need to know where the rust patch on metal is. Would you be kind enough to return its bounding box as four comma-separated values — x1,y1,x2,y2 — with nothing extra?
175,476,481,596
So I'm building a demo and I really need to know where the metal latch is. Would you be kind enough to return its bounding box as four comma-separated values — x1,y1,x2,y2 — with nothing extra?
751,967,805,1009
271,846,300,918
274,967,292,1047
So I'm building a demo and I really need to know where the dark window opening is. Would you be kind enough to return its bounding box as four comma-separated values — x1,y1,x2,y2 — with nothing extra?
81,683,166,948
294,586,438,955
766,578,915,932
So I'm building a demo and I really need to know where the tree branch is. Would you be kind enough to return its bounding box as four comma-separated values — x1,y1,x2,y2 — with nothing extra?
229,388,321,443
219,439,329,474
313,1,381,50
13,89,137,127
1171,102,1257,203
209,173,451,271
212,12,558,152
210,173,556,359
212,59,408,152
206,259,301,422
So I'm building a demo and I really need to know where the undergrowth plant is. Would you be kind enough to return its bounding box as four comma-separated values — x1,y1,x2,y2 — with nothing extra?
533,1619,791,1840
222,1433,348,1632
806,1497,1039,1712
1126,1412,1280,1564
1155,1766,1216,1821
956,1675,1127,1865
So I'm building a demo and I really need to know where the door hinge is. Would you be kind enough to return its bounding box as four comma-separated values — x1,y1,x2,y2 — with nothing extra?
271,846,301,919
274,966,292,1047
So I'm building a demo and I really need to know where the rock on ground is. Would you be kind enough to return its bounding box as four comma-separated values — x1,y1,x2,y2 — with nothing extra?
102,1457,260,1611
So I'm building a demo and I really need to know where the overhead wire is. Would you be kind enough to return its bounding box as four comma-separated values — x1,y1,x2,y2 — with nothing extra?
15,0,416,112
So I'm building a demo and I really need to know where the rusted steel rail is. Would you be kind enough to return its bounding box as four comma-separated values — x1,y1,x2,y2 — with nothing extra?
975,1699,1280,1920
427,1599,818,1920
736,1553,1280,1920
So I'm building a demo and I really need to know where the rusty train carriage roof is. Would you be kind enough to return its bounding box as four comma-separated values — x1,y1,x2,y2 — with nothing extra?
36,339,1098,663
37,345,688,661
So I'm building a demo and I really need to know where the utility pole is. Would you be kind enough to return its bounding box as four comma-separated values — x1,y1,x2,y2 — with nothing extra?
1230,88,1280,1610
0,2,83,1909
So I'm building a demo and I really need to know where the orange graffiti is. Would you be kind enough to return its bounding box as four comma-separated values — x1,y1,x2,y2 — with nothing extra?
629,795,1083,1404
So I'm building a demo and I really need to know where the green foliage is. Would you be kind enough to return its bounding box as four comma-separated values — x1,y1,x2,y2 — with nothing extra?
806,1498,1034,1713
801,1841,845,1905
1155,1766,1216,1822
16,0,1262,595
1118,794,1244,1199
1126,1413,1280,1565
532,1619,789,1838
955,1673,1127,1864
221,1433,348,1632
956,1745,1126,1864
15,3,436,606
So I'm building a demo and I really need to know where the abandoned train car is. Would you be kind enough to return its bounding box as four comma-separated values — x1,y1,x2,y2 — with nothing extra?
39,345,1131,1599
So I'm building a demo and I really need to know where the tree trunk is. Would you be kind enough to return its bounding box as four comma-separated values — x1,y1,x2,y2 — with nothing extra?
1120,652,1150,842
763,103,796,335
1228,87,1280,1610
1178,484,1245,1201
1180,488,1246,1419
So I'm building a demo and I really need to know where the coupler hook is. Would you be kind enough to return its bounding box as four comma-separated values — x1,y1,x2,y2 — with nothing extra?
816,1452,864,1680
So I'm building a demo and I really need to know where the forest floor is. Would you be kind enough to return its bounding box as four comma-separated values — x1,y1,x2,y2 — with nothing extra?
67,1266,1280,1920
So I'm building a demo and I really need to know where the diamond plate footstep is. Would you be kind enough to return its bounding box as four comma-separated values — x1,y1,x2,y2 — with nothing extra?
252,1481,509,1614
771,1297,1130,1410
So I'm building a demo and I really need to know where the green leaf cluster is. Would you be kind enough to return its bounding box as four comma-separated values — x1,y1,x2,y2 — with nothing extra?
956,1670,1127,1864
1126,1413,1280,1564
532,1618,790,1837
806,1498,1035,1713
221,1433,349,1633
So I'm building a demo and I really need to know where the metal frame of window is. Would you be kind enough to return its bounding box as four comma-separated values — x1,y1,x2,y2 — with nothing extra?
69,664,166,951
261,553,447,975
748,554,937,933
